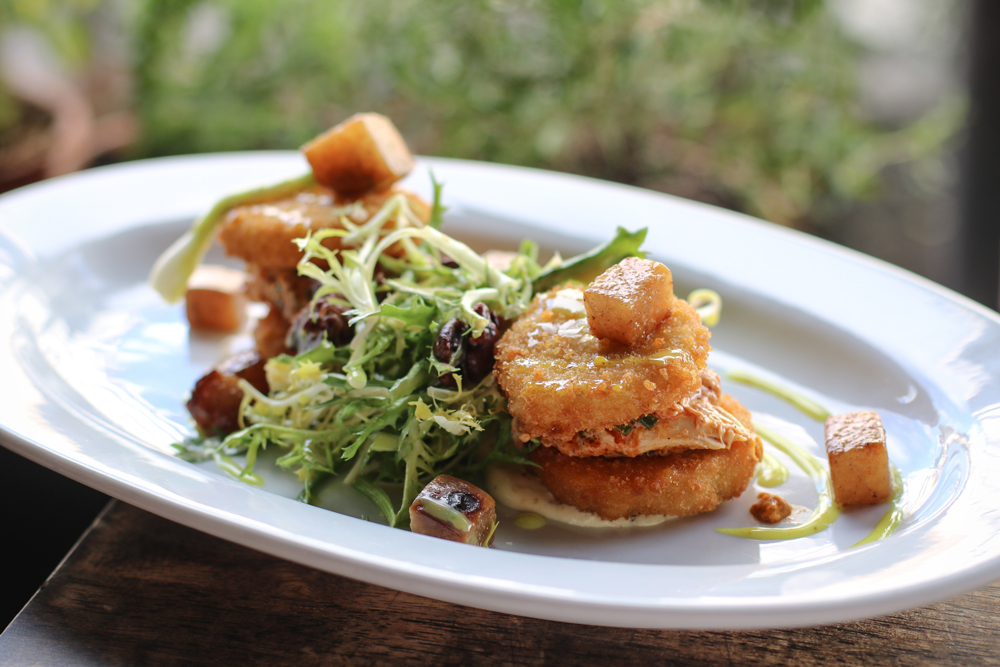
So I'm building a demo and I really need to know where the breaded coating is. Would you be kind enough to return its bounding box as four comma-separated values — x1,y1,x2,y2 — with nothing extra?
254,306,293,359
494,285,711,445
218,186,430,269
548,370,758,458
530,394,762,520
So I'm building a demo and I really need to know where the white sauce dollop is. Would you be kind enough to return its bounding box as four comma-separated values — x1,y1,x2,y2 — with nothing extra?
486,463,676,528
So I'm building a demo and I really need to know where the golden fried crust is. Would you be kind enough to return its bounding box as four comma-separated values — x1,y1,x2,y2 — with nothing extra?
494,286,711,444
254,306,293,359
245,264,318,321
218,187,430,269
530,394,763,520
550,372,757,458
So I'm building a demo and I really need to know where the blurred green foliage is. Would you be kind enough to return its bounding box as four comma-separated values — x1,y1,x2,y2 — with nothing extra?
133,0,961,226
3,0,961,227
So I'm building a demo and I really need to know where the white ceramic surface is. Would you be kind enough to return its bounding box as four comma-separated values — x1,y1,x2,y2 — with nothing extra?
2,153,1000,630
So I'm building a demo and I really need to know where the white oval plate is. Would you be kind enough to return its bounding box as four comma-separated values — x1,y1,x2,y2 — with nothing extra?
2,153,999,630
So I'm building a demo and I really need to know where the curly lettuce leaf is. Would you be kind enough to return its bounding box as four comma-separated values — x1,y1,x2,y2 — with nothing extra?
532,226,647,294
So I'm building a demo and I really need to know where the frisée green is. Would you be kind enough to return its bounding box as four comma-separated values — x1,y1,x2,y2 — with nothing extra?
168,177,646,528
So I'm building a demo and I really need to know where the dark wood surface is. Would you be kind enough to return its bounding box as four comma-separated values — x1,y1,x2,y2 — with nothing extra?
2,501,1000,666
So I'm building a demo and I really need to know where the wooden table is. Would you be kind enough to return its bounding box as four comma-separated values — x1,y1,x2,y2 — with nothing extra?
2,501,1000,666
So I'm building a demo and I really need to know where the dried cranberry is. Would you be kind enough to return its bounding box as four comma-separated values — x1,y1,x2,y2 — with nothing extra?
432,303,502,387
433,318,467,388
287,294,353,353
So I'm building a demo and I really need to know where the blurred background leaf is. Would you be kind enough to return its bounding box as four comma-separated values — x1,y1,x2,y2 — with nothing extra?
124,0,962,229
0,0,963,227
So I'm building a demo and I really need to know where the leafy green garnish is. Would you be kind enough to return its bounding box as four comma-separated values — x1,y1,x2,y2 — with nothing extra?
688,289,722,327
175,186,561,526
169,177,649,529
428,172,446,230
637,414,658,430
482,520,499,548
532,226,646,293
353,478,398,528
614,414,658,436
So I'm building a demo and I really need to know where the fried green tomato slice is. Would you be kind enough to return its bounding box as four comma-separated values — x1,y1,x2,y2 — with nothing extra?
494,285,711,445
218,186,429,269
529,394,763,520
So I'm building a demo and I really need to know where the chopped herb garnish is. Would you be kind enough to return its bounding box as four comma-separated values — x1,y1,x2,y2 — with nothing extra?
638,414,659,430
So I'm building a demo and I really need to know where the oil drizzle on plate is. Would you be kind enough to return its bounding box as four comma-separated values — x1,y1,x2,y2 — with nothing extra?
853,465,904,547
722,369,905,546
755,449,789,488
514,512,547,530
718,423,841,540
726,369,832,422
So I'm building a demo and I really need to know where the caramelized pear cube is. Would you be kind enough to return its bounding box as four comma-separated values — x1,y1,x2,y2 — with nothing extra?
185,265,247,333
301,113,415,198
409,475,496,546
584,257,674,347
186,349,268,436
825,411,891,506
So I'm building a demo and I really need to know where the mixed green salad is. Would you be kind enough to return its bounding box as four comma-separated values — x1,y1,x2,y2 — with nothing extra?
168,179,647,528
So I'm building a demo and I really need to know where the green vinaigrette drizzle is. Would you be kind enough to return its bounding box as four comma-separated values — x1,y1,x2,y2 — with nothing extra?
718,424,841,540
514,512,547,530
719,368,906,546
725,369,831,422
755,450,790,488
852,465,904,547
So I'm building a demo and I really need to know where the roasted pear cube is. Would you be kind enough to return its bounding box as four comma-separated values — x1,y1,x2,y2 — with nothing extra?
825,411,891,506
186,349,268,436
185,265,247,333
584,257,674,347
301,112,415,198
409,475,497,546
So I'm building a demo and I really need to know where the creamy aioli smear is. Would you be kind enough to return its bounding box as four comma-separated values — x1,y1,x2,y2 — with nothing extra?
545,288,587,314
486,464,676,528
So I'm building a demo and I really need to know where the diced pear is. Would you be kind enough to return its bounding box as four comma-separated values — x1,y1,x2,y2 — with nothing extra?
186,349,268,436
584,257,674,347
825,411,891,506
185,265,247,333
409,475,497,546
301,113,415,197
